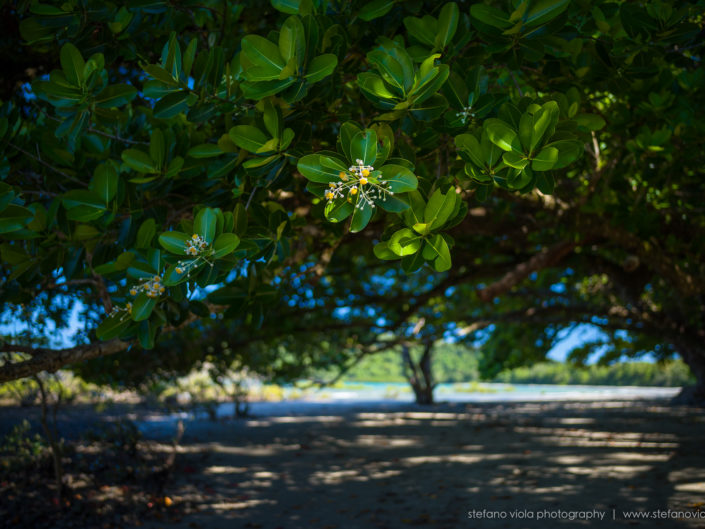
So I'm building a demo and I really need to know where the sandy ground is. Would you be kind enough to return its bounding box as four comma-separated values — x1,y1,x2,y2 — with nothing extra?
131,399,705,529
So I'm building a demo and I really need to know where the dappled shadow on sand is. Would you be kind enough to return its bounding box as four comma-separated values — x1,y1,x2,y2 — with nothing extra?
140,400,705,529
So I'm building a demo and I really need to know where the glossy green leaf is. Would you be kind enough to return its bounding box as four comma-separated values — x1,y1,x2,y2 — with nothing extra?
60,42,85,86
389,228,422,256
484,118,521,152
305,54,338,83
90,164,118,204
298,154,344,183
349,198,373,232
194,207,217,243
0,205,34,234
359,0,395,21
279,16,305,68
153,91,189,119
213,233,240,258
350,129,377,165
380,165,418,193
96,312,132,340
435,2,459,49
531,146,559,171
158,231,190,254
525,0,571,27
229,125,269,152
95,84,137,107
132,292,157,322
121,149,156,173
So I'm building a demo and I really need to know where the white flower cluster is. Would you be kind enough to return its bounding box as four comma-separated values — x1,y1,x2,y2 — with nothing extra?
185,234,208,256
129,275,165,299
108,302,132,319
456,106,475,125
176,234,214,277
324,159,394,210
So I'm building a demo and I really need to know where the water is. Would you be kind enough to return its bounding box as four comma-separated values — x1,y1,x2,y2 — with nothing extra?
132,382,681,438
280,381,681,403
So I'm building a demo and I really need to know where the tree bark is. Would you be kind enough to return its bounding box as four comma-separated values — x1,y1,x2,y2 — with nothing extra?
674,344,705,404
0,339,130,383
477,241,576,302
402,343,435,405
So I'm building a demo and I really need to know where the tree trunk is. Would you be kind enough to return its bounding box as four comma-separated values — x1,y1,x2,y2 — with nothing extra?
674,345,705,404
34,376,64,503
402,343,436,405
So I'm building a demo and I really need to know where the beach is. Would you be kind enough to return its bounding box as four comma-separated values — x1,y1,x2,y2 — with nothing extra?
133,395,704,528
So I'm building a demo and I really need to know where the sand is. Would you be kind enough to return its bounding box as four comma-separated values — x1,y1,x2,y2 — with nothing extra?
135,399,705,529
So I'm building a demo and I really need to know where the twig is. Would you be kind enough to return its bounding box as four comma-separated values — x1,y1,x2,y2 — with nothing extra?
7,142,86,187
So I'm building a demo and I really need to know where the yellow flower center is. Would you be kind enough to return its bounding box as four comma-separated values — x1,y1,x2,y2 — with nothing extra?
361,169,370,177
359,177,368,185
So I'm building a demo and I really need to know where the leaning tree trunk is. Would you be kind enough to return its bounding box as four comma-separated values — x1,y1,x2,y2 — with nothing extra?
402,343,435,405
675,344,705,404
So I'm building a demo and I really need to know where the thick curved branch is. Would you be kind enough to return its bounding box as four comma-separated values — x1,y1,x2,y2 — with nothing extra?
476,241,577,302
0,339,130,383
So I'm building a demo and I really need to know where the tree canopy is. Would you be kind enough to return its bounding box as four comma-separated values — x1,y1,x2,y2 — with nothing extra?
1,0,704,398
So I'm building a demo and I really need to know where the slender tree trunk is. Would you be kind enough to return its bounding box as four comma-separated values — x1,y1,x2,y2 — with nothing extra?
675,345,705,404
402,343,435,405
34,375,64,503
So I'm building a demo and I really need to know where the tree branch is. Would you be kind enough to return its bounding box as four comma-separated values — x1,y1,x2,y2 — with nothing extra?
476,241,577,302
0,339,130,383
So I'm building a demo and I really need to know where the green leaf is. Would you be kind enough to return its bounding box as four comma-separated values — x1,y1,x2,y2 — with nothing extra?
90,164,118,204
60,42,85,86
279,16,306,68
349,198,373,232
402,250,425,273
484,118,521,152
350,130,377,165
136,218,157,249
138,320,155,350
374,241,400,260
546,140,583,169
424,188,457,230
241,35,285,74
150,129,165,169
233,203,249,236
188,143,224,158
455,134,485,168
470,4,511,29
132,292,157,322
213,233,240,258
194,207,217,243
95,84,137,107
525,0,570,27
536,171,555,194
158,231,190,254
143,64,177,85
388,228,422,256
324,199,354,222
271,0,310,14
0,205,34,234
229,125,269,152
435,2,459,49
531,146,559,171
380,164,418,193
96,312,132,340
359,0,395,21
121,149,156,173
427,234,452,272
298,154,344,183
154,91,189,119
502,151,529,170
575,113,606,131
305,54,338,83
531,102,559,151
